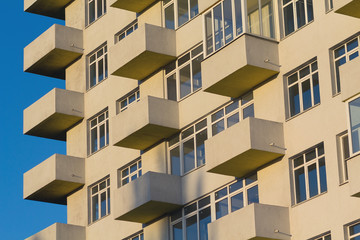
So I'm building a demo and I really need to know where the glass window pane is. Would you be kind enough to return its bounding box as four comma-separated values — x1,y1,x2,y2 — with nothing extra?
91,128,98,153
192,44,203,57
90,63,97,87
229,180,243,193
192,55,203,91
216,198,228,219
350,223,360,236
89,1,95,24
289,84,300,116
195,119,207,131
92,185,98,194
196,130,208,166
178,0,189,27
215,187,228,200
235,0,243,36
212,109,224,122
231,192,244,212
214,4,224,51
225,101,239,114
223,0,233,44
319,157,327,193
107,188,110,214
173,221,183,240
305,149,316,162
335,46,345,58
183,138,195,173
99,181,106,190
247,0,260,35
349,51,359,61
190,0,199,18
295,167,306,203
288,73,298,85
227,113,240,128
100,192,107,217
247,185,259,204
294,156,304,168
243,104,255,119
98,59,104,82
349,97,360,154
335,56,346,92
299,66,310,78
261,0,275,38
99,124,105,148
97,0,103,17
312,73,320,105
212,119,225,136
122,177,129,185
296,0,306,29
199,207,211,240
170,146,181,176
205,12,213,55
306,0,313,22
347,38,359,52
180,65,192,99
245,173,258,185
182,127,194,139
179,53,190,66
308,163,319,198
165,4,175,29
167,73,177,101
198,196,211,208
129,93,136,104
186,215,197,240
302,79,312,110
122,168,129,177
184,202,197,215
104,54,108,78
130,163,137,173
283,3,294,36
92,195,99,222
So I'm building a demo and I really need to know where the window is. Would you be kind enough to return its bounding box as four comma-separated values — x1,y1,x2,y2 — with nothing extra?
87,0,106,25
282,0,314,37
88,45,108,89
287,60,320,118
338,132,350,183
171,174,258,240
89,110,109,154
117,88,140,113
169,94,254,176
325,0,333,12
115,21,138,43
310,232,331,240
124,231,144,240
347,221,360,240
165,44,203,101
118,158,142,187
89,176,110,223
348,96,360,155
291,143,327,204
204,0,275,56
333,36,360,94
163,0,199,29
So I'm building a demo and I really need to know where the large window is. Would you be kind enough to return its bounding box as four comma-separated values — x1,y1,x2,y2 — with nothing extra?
163,0,199,29
291,143,327,204
165,44,203,101
169,93,254,176
87,0,106,25
333,36,360,94
171,174,259,240
89,176,110,224
347,221,360,240
282,0,314,37
118,158,142,187
204,0,275,56
89,110,109,155
287,60,320,118
88,45,108,89
348,96,360,155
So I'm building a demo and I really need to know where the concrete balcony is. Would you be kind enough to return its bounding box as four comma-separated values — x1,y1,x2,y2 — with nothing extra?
24,0,74,19
208,203,290,240
112,96,179,150
109,0,157,12
23,154,85,205
348,154,360,197
24,24,83,79
202,34,279,98
26,223,85,240
23,88,84,141
334,0,360,18
205,118,285,178
109,24,176,80
340,56,360,101
113,172,182,223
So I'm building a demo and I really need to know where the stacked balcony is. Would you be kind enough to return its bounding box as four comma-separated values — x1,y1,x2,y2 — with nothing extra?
24,24,83,79
26,223,85,240
340,56,360,102
205,118,285,178
109,0,157,12
23,88,84,141
334,0,360,18
208,203,290,240
202,34,279,98
348,154,360,197
113,172,182,223
23,154,85,205
112,96,179,150
109,24,176,80
24,0,74,19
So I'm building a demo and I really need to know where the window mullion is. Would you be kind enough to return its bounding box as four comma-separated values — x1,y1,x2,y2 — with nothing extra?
258,0,263,36
293,1,297,30
315,155,321,194
303,162,310,200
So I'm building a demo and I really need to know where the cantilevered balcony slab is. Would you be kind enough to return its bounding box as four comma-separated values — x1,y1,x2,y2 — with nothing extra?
112,96,179,150
24,0,74,19
205,118,285,177
114,172,182,223
202,34,279,98
334,0,360,18
348,154,360,197
23,88,84,141
109,0,157,12
340,56,360,101
24,24,83,79
109,24,176,80
208,203,290,240
26,223,85,240
24,154,85,205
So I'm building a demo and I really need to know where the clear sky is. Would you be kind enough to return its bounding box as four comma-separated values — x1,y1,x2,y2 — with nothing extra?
0,2,70,239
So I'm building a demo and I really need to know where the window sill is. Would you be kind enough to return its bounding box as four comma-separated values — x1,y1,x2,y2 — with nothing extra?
281,20,314,41
181,162,206,177
177,88,202,103
291,191,327,208
85,13,107,29
88,212,111,226
285,102,321,122
87,144,109,157
86,77,109,93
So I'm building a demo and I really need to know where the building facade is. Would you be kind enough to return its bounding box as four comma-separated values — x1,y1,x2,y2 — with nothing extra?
22,0,360,239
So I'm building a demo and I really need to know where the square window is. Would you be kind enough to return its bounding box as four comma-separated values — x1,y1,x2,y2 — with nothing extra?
118,158,142,187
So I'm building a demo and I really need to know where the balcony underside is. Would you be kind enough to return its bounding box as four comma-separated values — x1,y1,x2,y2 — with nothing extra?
335,0,360,18
110,0,157,13
24,0,74,19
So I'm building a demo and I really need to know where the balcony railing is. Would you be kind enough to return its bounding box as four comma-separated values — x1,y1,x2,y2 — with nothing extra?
24,24,83,79
205,117,285,178
25,223,85,240
23,154,85,205
24,0,74,19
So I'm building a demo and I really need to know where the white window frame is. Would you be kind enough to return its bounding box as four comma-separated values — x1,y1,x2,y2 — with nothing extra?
168,94,254,176
286,59,320,118
165,44,204,101
89,176,110,224
309,232,331,240
87,0,107,26
88,44,108,89
346,94,360,157
89,109,109,155
118,158,142,187
123,231,144,240
163,0,199,29
325,0,333,12
115,20,138,43
347,221,360,240
337,131,350,184
116,88,140,113
291,143,327,205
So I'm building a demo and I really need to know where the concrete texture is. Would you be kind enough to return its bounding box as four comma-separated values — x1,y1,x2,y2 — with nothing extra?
340,56,360,101
25,222,85,240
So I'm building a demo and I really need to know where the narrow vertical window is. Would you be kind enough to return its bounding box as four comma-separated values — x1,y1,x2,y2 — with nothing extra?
89,176,110,224
89,110,109,155
88,45,108,89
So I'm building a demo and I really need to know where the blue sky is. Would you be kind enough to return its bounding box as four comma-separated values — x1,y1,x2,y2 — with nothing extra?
0,2,69,239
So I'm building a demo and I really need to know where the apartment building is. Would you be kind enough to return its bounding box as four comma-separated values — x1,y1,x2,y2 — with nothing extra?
22,0,360,239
